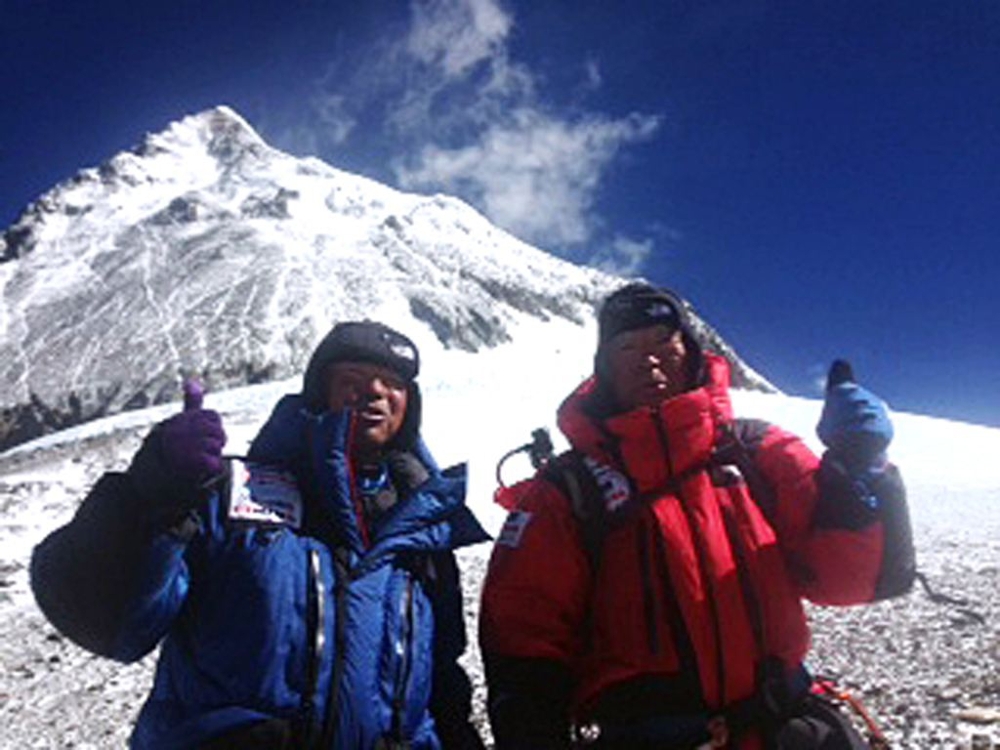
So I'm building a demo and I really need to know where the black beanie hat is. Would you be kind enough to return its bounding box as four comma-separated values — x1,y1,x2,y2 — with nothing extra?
594,282,704,388
598,283,689,345
303,319,420,413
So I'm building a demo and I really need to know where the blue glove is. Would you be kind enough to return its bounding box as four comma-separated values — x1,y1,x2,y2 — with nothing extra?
817,360,893,479
158,379,227,486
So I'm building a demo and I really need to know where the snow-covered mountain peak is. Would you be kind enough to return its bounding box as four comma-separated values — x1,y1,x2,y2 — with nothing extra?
1,107,289,261
148,105,269,159
0,106,771,451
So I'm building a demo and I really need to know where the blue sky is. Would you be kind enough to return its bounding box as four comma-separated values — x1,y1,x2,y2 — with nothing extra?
3,0,999,427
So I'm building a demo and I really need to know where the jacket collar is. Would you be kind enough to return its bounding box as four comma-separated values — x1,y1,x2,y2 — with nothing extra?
557,353,735,494
246,394,488,553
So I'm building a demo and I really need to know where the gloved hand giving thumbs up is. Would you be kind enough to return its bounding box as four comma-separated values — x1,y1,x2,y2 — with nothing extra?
128,378,227,530
158,379,227,486
814,362,916,594
817,359,893,481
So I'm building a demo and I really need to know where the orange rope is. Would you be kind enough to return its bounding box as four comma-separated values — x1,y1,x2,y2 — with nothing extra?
814,679,890,749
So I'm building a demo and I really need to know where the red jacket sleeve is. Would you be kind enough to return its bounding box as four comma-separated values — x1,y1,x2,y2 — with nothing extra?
750,425,889,605
479,477,592,664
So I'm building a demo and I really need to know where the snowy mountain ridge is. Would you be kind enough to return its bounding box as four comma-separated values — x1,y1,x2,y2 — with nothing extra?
0,105,770,452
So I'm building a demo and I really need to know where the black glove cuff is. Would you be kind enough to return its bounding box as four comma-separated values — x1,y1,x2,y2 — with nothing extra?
814,452,881,531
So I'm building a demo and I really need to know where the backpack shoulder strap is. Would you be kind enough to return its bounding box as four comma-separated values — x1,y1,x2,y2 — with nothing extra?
542,450,608,569
712,419,778,524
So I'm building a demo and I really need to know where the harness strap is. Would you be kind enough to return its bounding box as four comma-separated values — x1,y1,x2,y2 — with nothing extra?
914,571,986,624
649,523,701,682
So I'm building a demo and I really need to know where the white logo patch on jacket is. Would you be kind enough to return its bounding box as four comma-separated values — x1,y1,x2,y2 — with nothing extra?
583,456,632,512
497,510,533,548
228,460,303,529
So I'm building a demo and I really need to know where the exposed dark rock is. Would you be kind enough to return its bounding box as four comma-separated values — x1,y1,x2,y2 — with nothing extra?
408,297,512,352
1,223,35,262
463,272,587,325
150,196,201,225
240,189,298,219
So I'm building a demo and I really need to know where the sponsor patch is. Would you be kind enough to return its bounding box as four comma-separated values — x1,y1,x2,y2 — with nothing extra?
646,301,676,321
228,460,303,529
584,456,632,512
390,341,416,361
496,510,533,548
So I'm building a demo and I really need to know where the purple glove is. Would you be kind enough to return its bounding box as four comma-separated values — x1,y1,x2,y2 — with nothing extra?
158,379,227,485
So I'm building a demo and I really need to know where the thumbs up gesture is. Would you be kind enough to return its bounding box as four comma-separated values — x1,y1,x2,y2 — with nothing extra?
157,379,227,486
816,360,893,477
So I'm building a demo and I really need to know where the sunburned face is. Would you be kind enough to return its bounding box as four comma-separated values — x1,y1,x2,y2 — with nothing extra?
605,325,691,411
325,362,409,458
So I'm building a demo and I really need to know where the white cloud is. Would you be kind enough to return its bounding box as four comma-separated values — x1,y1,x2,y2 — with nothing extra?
268,122,323,160
297,0,662,256
593,235,656,277
406,0,513,79
583,59,603,92
310,93,356,146
386,1,533,137
396,109,660,248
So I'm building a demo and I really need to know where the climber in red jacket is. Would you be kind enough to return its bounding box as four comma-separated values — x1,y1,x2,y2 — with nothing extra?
480,282,913,749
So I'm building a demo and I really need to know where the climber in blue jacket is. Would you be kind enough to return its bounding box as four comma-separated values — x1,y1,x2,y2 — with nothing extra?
31,320,489,750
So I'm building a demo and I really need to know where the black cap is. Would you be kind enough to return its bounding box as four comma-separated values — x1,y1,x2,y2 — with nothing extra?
302,321,419,409
598,283,688,345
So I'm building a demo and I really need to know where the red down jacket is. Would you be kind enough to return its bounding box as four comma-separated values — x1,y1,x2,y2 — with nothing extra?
479,354,911,748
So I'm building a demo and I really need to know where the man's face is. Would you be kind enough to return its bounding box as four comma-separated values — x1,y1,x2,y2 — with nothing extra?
605,325,690,411
326,362,409,456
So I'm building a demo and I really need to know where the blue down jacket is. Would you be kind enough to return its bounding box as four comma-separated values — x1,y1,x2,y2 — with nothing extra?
31,395,489,749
